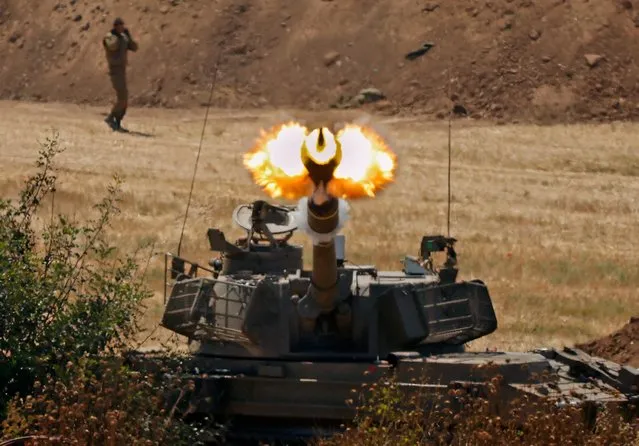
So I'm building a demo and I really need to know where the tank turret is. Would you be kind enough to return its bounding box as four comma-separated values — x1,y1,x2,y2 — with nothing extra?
159,185,500,360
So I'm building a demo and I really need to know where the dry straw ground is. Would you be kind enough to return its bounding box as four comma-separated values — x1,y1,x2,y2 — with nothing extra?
0,100,637,351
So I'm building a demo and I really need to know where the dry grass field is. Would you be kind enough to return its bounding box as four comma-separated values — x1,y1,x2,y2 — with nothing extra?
0,100,637,352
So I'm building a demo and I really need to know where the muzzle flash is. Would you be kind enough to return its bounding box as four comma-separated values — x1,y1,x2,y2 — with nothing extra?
301,127,342,187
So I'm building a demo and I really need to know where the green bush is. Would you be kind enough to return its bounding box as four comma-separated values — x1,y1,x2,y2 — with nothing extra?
0,133,151,418
0,133,224,445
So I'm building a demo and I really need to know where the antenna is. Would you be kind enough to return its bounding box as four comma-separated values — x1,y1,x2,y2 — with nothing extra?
446,55,453,237
176,49,224,256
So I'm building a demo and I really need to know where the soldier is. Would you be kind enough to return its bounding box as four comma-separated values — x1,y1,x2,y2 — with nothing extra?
103,17,138,131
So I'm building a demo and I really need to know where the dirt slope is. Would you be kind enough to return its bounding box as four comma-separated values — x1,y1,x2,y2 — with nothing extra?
0,0,638,122
577,317,639,368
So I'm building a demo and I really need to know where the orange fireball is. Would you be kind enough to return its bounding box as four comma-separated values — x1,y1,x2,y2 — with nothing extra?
243,121,397,200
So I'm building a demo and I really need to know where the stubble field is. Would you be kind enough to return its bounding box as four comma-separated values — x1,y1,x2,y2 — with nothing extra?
0,100,637,353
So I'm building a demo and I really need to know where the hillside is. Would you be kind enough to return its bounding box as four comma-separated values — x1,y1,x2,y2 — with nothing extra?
578,317,639,368
0,0,638,122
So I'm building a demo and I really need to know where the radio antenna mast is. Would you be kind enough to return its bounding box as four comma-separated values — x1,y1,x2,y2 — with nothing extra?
446,58,453,237
176,49,224,256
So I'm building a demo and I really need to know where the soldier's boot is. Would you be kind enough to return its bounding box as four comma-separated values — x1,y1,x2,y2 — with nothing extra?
104,113,118,131
115,109,127,132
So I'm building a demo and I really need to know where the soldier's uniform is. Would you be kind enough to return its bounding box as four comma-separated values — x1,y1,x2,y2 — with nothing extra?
103,20,138,130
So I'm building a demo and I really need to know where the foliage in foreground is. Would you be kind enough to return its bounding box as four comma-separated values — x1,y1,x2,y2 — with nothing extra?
0,133,224,445
1,356,212,445
0,132,154,418
0,132,203,445
318,374,638,446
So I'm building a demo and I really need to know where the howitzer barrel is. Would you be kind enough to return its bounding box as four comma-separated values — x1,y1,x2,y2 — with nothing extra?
293,125,351,330
307,194,340,312
295,186,349,329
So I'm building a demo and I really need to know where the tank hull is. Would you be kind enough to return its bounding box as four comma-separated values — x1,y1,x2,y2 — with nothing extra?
126,347,638,444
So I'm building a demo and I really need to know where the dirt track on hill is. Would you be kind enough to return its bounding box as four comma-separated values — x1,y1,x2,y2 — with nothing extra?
1,0,638,122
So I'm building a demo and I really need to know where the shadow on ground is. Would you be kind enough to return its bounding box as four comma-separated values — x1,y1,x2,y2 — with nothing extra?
117,128,154,138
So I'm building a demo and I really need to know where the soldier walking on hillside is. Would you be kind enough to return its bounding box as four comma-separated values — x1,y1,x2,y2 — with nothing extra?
103,17,138,131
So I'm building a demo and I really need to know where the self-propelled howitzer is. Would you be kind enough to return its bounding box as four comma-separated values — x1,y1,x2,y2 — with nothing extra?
129,196,638,443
